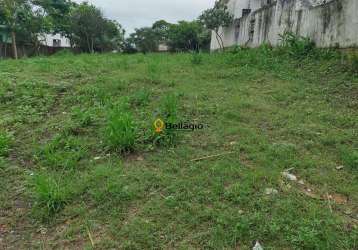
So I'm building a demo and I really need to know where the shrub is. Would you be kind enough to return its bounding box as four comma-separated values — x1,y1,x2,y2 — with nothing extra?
279,31,315,59
105,108,136,153
0,131,11,157
32,173,69,216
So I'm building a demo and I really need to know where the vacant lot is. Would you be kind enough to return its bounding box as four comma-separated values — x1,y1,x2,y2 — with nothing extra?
0,49,357,249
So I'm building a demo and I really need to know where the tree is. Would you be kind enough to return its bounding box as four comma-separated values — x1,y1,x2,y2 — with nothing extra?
19,7,52,55
152,19,171,42
69,3,103,53
199,0,233,51
129,27,159,53
97,19,125,52
69,3,124,53
0,0,31,59
167,21,210,52
33,0,76,45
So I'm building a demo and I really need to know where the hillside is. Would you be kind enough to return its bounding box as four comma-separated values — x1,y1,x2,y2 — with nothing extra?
0,49,357,249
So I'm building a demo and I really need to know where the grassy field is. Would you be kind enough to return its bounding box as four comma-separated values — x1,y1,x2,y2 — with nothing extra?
0,48,357,249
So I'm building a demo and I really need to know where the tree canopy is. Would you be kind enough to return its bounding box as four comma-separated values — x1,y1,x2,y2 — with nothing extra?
199,0,233,50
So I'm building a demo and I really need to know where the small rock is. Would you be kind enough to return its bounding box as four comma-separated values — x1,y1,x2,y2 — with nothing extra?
253,241,264,250
265,188,278,195
282,171,297,181
336,165,344,170
298,180,305,185
307,188,312,192
94,156,101,160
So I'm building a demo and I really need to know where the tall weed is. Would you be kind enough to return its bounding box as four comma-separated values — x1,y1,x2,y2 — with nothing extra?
105,107,136,153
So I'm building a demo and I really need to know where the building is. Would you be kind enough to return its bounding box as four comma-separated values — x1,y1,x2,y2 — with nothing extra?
0,30,71,58
211,0,358,50
39,33,71,48
158,43,169,52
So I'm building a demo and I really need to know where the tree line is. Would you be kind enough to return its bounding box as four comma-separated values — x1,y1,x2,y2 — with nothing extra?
125,1,233,53
0,0,232,58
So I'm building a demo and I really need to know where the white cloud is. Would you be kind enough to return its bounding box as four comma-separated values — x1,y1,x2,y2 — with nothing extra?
73,0,216,34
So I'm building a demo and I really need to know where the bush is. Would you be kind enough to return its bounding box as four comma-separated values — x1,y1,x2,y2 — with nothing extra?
105,108,136,153
279,32,315,59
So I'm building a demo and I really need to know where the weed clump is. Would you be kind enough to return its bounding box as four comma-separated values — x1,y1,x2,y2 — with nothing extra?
105,107,136,153
0,131,11,157
130,89,150,107
32,173,69,217
191,52,203,65
153,93,180,146
71,107,94,127
37,135,87,170
340,147,358,171
147,61,160,83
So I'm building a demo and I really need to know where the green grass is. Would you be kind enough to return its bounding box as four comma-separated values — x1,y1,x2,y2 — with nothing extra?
0,48,357,249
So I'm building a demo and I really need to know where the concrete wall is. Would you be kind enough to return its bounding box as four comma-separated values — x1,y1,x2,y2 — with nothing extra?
211,0,358,50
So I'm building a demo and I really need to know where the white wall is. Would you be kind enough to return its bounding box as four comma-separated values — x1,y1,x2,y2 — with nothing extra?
39,34,71,48
211,0,358,50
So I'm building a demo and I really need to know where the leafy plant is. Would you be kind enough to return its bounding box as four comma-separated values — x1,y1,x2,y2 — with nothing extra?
279,31,315,59
199,0,234,51
105,108,136,153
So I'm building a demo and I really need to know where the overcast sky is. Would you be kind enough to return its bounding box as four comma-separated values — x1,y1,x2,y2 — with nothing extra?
73,0,216,35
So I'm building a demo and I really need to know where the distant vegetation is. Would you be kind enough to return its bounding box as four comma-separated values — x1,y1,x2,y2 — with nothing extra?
0,0,233,57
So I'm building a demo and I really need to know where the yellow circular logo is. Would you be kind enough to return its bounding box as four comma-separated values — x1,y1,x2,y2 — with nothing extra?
154,119,164,133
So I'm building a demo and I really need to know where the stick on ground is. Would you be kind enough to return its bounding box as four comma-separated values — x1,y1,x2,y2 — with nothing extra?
190,152,235,162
